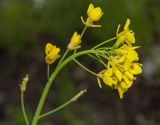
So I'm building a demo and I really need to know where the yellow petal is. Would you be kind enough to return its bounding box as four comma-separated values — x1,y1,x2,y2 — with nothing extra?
45,56,54,64
89,8,103,21
103,76,114,87
87,3,103,21
126,50,139,62
123,75,133,88
87,3,94,15
115,68,122,81
112,76,118,85
121,81,128,89
118,87,127,99
47,49,60,59
129,63,142,75
113,84,119,89
124,18,130,31
123,61,132,71
126,32,135,44
125,71,135,80
118,56,126,63
104,68,113,76
45,43,53,55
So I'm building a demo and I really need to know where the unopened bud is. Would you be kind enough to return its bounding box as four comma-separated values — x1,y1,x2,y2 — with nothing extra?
20,74,29,92
71,89,87,102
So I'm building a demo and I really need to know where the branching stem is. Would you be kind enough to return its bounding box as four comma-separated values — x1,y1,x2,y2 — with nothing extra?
31,50,94,125
39,89,87,119
74,59,97,76
92,37,117,49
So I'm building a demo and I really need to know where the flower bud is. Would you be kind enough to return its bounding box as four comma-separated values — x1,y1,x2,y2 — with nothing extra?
87,3,103,21
20,74,29,92
67,32,81,50
45,43,60,64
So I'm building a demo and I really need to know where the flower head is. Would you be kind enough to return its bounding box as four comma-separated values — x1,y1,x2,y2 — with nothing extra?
115,18,135,47
81,3,103,27
97,44,142,99
67,32,81,50
115,44,139,63
98,63,142,98
45,43,60,64
87,3,103,21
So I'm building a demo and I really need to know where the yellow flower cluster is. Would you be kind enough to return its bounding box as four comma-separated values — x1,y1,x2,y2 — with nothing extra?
42,5,142,100
114,19,135,47
81,3,103,27
44,3,103,64
67,32,81,50
97,19,142,99
45,43,60,64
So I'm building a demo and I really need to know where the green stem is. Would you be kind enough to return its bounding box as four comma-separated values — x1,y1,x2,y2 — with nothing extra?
95,53,107,68
97,53,109,60
74,49,77,54
74,26,87,54
88,54,107,67
96,47,113,51
73,59,97,76
39,89,87,119
58,49,69,65
92,37,117,50
80,26,87,39
47,65,50,79
21,91,30,125
31,50,94,125
87,54,105,66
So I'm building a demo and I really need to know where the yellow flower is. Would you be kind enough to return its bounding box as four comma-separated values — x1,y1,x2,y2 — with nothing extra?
81,3,103,27
45,43,60,64
67,32,81,50
126,50,139,62
104,68,113,76
103,76,116,86
87,3,103,21
101,47,142,98
115,45,139,65
115,18,135,47
116,44,139,55
129,63,142,75
97,67,129,98
103,69,118,86
98,64,135,99
97,44,142,99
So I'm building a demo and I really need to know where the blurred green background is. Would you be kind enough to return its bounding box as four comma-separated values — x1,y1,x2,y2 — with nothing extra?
0,0,160,125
